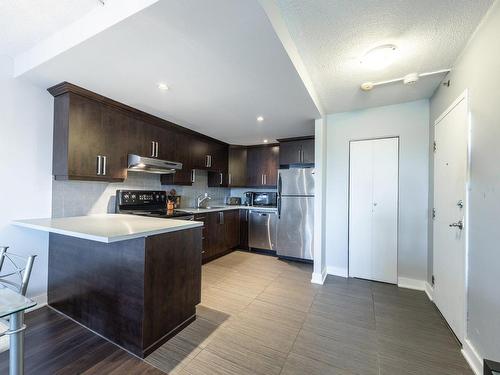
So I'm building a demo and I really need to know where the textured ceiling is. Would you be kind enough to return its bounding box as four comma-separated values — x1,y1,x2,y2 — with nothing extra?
276,0,494,113
0,0,99,58
20,0,320,145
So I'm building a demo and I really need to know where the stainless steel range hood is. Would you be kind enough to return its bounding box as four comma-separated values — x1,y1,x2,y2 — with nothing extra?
127,154,182,174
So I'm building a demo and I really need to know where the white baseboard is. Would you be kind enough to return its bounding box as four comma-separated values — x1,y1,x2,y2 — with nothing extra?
27,293,47,312
461,338,482,375
397,277,426,291
311,268,327,285
425,282,434,301
326,266,348,278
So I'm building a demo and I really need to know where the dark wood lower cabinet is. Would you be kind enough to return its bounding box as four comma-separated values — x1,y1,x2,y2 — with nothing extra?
239,209,249,249
47,228,202,358
196,210,240,264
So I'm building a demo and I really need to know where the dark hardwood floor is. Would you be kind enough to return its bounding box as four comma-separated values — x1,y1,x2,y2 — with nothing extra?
0,307,163,375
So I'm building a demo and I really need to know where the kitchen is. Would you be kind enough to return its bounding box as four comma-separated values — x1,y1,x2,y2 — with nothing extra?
1,0,500,374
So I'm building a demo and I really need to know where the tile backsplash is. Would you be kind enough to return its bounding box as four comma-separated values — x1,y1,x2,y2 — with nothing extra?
52,170,229,218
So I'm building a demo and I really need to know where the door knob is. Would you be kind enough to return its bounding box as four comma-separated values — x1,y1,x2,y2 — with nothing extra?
449,220,464,230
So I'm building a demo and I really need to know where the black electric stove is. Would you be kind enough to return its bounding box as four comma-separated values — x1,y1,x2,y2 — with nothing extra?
115,190,193,219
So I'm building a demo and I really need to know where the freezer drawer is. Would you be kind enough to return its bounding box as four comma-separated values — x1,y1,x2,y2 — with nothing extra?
248,211,277,250
277,196,314,260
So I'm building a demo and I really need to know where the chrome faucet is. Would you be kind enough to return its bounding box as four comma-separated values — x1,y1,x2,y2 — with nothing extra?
196,193,211,208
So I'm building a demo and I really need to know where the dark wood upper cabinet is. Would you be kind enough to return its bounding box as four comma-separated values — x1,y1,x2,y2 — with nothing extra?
49,82,229,185
209,142,228,172
161,131,194,186
246,145,279,187
228,147,247,187
278,136,315,165
52,92,127,182
262,145,279,187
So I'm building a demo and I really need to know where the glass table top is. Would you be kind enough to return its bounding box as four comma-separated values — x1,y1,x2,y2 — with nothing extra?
0,284,36,318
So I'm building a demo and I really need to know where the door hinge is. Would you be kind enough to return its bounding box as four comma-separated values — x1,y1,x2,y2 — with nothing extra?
433,141,437,152
432,275,435,286
432,208,436,219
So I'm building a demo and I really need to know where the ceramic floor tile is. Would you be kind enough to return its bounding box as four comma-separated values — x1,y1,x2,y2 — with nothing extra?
145,252,472,375
281,352,355,375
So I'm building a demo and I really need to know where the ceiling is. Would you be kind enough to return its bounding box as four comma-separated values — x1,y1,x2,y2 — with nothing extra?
0,0,99,58
18,0,320,145
275,0,494,113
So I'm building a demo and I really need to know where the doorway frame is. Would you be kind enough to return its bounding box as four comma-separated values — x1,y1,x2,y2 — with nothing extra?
433,89,471,344
347,136,400,283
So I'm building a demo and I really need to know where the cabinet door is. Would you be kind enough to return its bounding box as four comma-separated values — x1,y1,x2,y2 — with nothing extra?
209,142,228,172
191,137,210,169
239,209,249,249
161,131,194,186
279,140,302,165
246,147,264,187
228,147,247,187
207,171,227,187
301,139,315,164
66,94,104,179
67,94,126,181
205,212,222,259
155,126,176,161
100,105,129,180
224,210,240,250
128,118,155,158
262,145,279,187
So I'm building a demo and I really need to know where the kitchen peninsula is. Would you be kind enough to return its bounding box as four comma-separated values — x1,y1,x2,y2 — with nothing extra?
14,214,203,358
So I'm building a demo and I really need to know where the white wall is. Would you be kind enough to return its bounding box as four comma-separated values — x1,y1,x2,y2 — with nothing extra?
0,55,53,301
324,100,430,282
312,117,327,283
430,0,500,363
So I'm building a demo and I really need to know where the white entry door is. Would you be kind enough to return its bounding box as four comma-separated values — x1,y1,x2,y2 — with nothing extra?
349,137,399,284
433,93,468,343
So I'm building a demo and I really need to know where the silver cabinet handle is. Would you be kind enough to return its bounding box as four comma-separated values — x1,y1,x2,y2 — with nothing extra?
155,142,159,157
102,156,107,176
228,173,232,185
151,141,155,157
96,155,102,175
209,155,212,168
220,173,223,185
205,155,209,168
449,220,464,230
298,149,302,163
261,174,264,185
219,211,224,224
191,169,196,183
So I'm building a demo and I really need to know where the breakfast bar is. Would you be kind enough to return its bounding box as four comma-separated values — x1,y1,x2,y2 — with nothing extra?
14,214,203,358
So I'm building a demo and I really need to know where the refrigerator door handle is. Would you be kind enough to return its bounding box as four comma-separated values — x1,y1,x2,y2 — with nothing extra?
277,195,281,219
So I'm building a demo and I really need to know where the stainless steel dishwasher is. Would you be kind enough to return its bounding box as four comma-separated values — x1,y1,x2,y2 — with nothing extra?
248,210,277,251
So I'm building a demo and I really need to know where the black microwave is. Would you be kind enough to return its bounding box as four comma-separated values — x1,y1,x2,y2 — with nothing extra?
252,192,277,207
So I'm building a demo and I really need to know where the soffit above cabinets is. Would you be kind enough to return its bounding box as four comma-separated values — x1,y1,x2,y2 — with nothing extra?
17,0,320,145
0,0,99,58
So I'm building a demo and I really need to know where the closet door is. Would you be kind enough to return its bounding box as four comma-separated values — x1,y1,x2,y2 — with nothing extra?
349,137,398,284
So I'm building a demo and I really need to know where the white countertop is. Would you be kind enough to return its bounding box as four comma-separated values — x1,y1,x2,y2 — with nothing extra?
12,214,203,243
179,205,278,214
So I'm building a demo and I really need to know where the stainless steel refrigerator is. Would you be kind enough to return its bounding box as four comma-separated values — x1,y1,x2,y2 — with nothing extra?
277,168,314,260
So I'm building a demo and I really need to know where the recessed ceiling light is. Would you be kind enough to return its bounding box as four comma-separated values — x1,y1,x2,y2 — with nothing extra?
157,82,169,91
263,139,268,143
257,116,264,122
360,44,399,70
